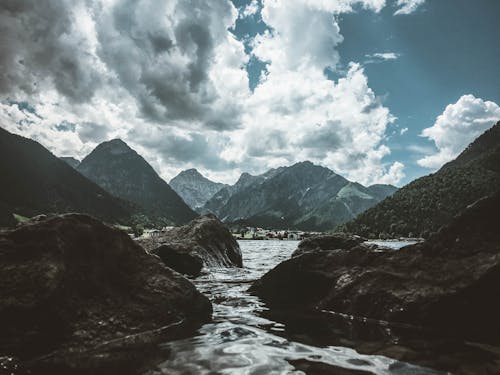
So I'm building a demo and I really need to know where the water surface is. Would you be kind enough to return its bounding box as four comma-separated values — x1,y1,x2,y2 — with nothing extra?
145,240,497,374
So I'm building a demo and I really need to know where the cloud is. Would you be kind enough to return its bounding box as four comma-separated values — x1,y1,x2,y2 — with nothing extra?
417,94,500,169
223,0,403,186
240,0,259,18
0,0,408,186
0,0,103,102
95,0,249,130
394,0,425,15
400,127,408,135
365,52,400,64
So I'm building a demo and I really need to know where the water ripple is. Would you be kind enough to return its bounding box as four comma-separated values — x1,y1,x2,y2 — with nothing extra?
145,241,453,374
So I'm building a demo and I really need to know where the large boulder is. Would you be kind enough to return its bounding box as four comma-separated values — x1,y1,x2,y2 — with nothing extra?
0,214,212,374
291,233,365,257
251,190,500,342
139,214,242,276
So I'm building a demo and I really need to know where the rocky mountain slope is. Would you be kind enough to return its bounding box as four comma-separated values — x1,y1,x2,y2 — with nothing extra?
60,156,80,169
169,169,227,211
0,127,133,227
77,139,197,226
342,120,500,238
204,161,397,231
201,169,283,216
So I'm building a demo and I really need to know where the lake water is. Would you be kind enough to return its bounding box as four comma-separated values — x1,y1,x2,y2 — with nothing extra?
145,240,495,374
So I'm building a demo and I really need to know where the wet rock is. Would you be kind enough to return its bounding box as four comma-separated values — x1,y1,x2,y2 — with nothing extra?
288,359,376,375
252,190,500,342
152,244,204,277
140,214,242,276
292,233,366,257
0,214,212,374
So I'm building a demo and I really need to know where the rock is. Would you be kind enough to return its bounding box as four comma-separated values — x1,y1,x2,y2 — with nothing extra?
251,190,500,342
292,233,365,257
140,214,242,276
288,359,376,375
0,214,212,374
152,244,204,277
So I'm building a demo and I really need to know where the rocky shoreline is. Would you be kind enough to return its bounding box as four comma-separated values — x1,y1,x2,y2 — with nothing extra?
251,190,500,343
0,214,212,374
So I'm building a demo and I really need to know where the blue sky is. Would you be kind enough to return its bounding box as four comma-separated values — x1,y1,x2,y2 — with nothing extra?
230,0,500,184
1,0,499,186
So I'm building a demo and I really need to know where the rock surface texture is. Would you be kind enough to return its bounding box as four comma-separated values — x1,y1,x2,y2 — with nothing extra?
139,214,242,276
0,214,211,374
251,190,500,342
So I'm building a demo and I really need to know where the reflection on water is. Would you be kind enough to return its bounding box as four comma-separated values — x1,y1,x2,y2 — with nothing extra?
365,240,419,249
145,240,498,374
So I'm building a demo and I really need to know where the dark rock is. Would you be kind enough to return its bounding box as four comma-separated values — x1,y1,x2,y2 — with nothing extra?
292,233,365,257
153,244,204,277
140,214,242,276
251,190,500,343
288,359,376,375
0,214,212,374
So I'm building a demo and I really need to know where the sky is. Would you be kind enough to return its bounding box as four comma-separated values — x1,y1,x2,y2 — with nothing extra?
0,0,499,186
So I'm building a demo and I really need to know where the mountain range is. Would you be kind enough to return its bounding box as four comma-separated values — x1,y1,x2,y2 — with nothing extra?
193,162,398,231
0,127,133,227
77,139,197,226
342,121,500,238
169,169,228,211
5,119,498,234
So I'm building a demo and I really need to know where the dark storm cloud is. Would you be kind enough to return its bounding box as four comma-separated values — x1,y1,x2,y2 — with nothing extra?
0,0,102,102
1,0,242,131
96,0,242,130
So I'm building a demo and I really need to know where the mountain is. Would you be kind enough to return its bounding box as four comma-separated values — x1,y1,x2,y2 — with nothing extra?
169,169,228,211
203,161,397,231
77,139,197,226
60,156,80,169
201,168,284,216
0,127,133,227
342,120,500,238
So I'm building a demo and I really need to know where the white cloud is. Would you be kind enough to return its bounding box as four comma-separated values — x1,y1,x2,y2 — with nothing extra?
240,0,259,18
394,0,425,15
417,94,500,169
366,52,400,61
222,0,403,186
0,0,408,186
400,127,408,135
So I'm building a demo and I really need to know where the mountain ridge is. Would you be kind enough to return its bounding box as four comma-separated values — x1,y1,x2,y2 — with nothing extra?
341,120,500,238
77,139,197,226
0,127,134,226
203,161,397,231
169,168,228,211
